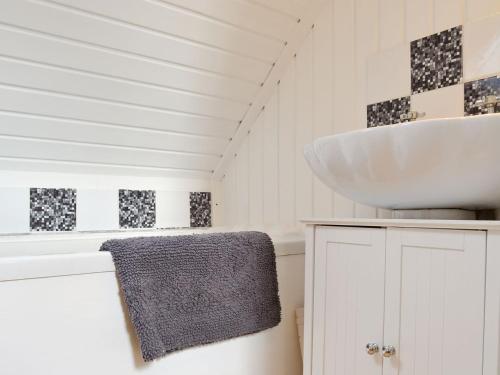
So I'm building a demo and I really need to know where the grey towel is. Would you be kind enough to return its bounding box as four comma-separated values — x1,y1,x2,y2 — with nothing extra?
100,231,281,362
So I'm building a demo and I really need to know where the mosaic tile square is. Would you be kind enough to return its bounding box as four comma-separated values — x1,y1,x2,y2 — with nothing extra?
367,96,411,128
30,188,77,232
119,189,156,229
464,76,500,116
411,26,463,94
190,192,212,228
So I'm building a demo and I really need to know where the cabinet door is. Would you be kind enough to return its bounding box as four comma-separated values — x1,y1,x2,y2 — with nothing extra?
312,226,386,375
384,228,486,375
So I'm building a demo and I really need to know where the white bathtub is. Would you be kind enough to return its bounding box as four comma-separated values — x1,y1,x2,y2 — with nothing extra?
0,229,305,375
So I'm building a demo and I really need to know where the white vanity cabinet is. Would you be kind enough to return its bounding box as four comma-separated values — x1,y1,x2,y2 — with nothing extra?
303,220,500,375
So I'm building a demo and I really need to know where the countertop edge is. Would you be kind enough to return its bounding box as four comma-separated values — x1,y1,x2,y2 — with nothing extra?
301,217,500,231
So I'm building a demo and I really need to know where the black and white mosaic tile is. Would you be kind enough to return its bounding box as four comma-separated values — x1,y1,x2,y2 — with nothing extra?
464,76,500,116
367,96,411,128
30,188,77,232
119,189,156,229
411,26,463,94
190,192,212,228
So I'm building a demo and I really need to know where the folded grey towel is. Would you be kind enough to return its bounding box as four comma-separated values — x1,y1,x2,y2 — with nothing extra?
100,231,281,361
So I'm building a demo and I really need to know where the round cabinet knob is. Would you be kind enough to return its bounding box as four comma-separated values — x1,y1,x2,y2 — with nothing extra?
382,345,396,358
366,343,379,355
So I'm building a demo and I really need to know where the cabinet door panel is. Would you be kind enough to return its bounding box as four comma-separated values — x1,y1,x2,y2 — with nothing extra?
313,227,386,375
384,228,486,375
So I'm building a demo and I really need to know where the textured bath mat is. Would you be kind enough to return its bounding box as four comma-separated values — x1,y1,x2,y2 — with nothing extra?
101,231,281,361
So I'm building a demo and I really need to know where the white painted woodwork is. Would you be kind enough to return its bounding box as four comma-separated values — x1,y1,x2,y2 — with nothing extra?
305,221,496,375
278,63,297,228
251,0,308,18
236,139,250,226
0,86,237,138
295,33,314,224
0,112,228,155
379,0,405,49
435,0,465,31
0,1,270,82
0,136,219,172
263,91,280,227
0,0,315,178
49,0,284,63
484,231,500,375
384,228,486,375
465,0,500,23
248,113,265,227
157,0,298,41
213,0,329,180
0,250,305,375
303,225,315,375
0,26,259,103
0,57,248,121
0,158,214,180
312,4,334,219
312,226,386,375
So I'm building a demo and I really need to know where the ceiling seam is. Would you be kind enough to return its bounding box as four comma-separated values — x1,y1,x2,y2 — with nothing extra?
0,110,234,140
149,0,288,43
35,0,280,65
213,0,330,180
0,23,264,85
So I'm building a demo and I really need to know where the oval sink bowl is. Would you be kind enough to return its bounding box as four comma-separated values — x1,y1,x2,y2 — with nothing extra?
304,113,500,210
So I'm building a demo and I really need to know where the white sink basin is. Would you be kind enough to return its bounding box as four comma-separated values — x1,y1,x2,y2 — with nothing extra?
304,114,500,210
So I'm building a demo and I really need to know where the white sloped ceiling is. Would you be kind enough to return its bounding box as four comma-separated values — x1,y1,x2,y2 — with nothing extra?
0,0,312,177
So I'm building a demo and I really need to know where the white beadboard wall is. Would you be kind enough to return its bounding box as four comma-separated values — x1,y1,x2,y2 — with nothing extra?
215,0,500,229
0,0,316,181
0,0,317,228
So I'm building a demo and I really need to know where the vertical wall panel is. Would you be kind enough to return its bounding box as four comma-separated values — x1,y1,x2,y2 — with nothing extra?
466,0,500,22
226,164,234,228
231,163,239,228
295,34,314,225
406,0,434,41
236,138,250,226
249,113,265,227
332,0,356,217
312,3,334,218
263,91,280,227
278,62,297,228
435,0,465,31
380,0,406,49
354,0,379,218
211,179,224,227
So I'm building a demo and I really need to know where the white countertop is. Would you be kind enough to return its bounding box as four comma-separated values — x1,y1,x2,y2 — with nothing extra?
302,217,500,231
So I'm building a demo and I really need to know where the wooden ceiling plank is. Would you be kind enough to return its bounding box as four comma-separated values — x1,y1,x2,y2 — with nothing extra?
0,157,213,179
0,136,220,171
157,0,296,41
0,86,238,138
0,112,229,155
0,26,259,103
0,0,270,82
244,0,307,18
0,57,248,121
47,0,284,63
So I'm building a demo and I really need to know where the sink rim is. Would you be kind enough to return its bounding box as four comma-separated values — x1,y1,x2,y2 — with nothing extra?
305,113,500,210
